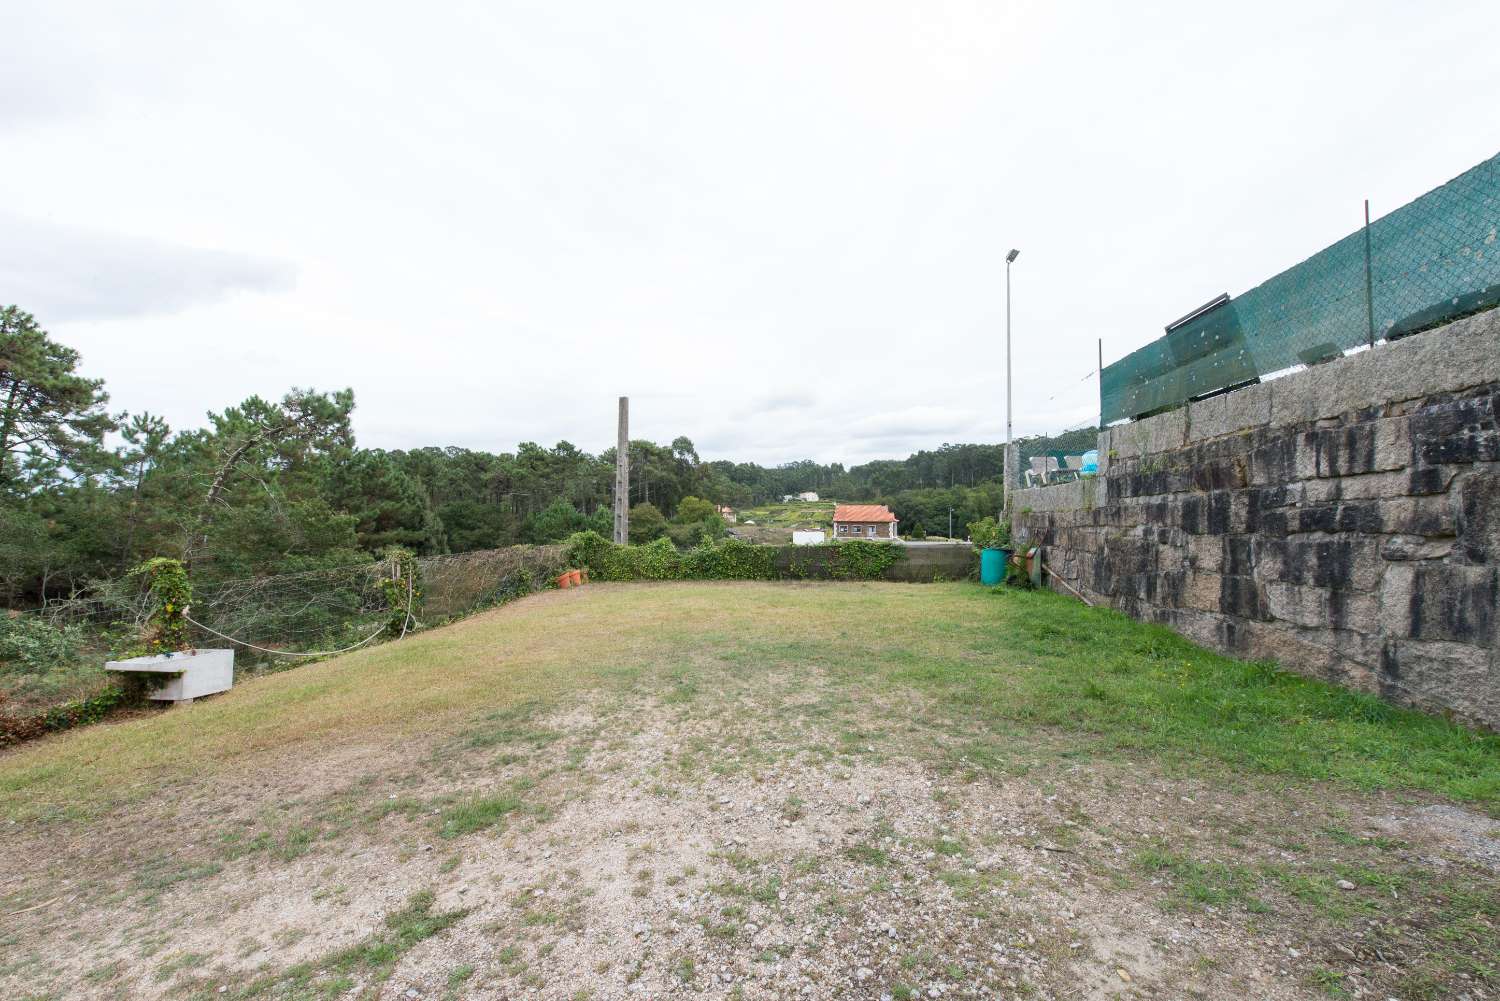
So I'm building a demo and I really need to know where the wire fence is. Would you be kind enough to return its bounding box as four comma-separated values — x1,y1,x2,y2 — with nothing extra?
36,543,569,664
1102,150,1500,423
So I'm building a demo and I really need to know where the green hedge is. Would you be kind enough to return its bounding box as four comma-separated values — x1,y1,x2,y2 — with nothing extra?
564,532,906,582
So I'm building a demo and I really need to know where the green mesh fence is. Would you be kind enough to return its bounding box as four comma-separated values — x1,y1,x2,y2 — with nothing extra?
1102,151,1500,423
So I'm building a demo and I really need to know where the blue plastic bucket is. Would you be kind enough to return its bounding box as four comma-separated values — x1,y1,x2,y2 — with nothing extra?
979,547,1009,585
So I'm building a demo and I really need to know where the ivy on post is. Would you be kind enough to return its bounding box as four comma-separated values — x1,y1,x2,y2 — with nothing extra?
380,547,422,637
128,557,193,653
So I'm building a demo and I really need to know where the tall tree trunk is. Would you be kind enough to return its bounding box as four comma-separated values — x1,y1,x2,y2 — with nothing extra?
0,380,21,484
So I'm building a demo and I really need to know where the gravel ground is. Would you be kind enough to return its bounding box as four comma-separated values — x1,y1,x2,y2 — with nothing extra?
1,673,1495,1000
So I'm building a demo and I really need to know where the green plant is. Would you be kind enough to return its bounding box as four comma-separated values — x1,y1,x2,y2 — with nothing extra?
1004,556,1032,589
128,557,192,653
565,531,904,583
379,547,422,637
0,615,84,674
825,540,904,580
966,516,1011,550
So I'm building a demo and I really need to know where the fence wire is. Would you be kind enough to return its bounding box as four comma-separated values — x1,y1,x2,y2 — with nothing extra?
35,544,569,664
1102,151,1500,423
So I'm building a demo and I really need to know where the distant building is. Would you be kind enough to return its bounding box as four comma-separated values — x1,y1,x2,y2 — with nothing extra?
792,529,826,546
833,504,898,540
798,491,819,502
716,505,737,523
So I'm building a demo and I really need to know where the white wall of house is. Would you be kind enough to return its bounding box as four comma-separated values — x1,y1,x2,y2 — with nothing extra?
792,530,826,545
832,522,898,539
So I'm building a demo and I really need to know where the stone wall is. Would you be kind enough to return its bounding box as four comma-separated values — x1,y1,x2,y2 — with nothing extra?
1011,309,1500,729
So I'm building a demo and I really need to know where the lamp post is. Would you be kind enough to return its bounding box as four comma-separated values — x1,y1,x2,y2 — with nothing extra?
1005,248,1019,510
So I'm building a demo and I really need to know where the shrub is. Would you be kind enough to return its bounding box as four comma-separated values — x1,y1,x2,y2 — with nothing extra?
627,503,667,544
680,539,776,580
0,615,84,675
966,516,1011,550
564,532,905,583
564,532,682,581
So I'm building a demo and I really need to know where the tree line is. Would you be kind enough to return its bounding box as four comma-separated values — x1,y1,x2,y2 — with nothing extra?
0,306,1095,602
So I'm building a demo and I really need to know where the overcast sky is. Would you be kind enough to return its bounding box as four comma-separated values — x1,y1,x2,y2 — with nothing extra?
3,1,1498,466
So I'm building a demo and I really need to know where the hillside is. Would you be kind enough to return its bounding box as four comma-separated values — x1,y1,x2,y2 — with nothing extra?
729,499,836,543
1,582,1495,1000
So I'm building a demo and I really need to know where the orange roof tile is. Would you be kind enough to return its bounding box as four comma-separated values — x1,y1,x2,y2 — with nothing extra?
833,504,897,523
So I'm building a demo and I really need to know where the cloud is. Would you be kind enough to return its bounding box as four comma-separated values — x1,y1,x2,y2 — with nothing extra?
0,213,295,324
5,1,1500,467
753,392,818,414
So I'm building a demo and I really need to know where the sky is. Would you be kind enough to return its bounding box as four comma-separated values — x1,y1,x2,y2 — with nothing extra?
3,1,1498,467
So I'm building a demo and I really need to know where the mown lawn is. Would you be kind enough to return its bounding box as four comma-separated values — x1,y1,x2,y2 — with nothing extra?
1,581,1496,822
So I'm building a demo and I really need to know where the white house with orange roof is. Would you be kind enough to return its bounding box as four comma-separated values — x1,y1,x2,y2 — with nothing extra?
832,504,898,541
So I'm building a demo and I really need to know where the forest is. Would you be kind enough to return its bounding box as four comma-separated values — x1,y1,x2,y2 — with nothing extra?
0,306,1094,602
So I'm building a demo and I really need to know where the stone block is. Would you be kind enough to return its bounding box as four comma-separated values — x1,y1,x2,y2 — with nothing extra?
1379,639,1499,730
1268,307,1500,426
1105,408,1187,461
1409,390,1499,466
1290,501,1382,535
1378,564,1415,637
1012,479,1090,514
1278,536,1383,591
1189,454,1250,492
1408,564,1498,648
1406,464,1462,496
1253,537,1289,581
1178,490,1234,535
1263,581,1380,632
1226,618,1346,684
1291,417,1410,480
1220,574,1271,620
1376,495,1456,537
1456,470,1500,564
1183,572,1222,612
1243,485,1300,534
1247,434,1299,486
1223,535,1256,576
1186,535,1223,573
1187,384,1272,443
1157,542,1188,574
1160,607,1234,650
1301,470,1413,504
1381,534,1454,561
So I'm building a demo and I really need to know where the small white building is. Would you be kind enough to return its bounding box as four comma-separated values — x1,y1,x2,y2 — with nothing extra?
798,491,820,502
792,529,826,546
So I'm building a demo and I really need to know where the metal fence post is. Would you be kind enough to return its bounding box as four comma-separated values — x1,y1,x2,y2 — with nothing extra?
1363,199,1376,349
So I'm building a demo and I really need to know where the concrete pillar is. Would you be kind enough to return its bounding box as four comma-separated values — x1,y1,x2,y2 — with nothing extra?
613,397,629,544
1002,442,1021,514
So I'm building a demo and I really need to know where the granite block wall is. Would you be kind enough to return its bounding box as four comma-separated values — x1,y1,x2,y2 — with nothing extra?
1011,309,1500,729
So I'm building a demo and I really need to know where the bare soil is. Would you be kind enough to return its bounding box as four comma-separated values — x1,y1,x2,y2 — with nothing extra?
2,664,1494,1001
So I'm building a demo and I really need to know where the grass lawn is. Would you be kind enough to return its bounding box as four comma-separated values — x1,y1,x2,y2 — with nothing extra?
1,582,1496,1000
4,582,1492,821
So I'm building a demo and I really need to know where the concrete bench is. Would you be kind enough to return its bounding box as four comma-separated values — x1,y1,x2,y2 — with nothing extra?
105,649,234,704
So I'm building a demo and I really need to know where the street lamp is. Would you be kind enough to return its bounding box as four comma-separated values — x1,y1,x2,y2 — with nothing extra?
1005,249,1019,510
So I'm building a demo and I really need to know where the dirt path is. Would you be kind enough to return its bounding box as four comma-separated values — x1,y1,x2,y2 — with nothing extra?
2,661,1494,1001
